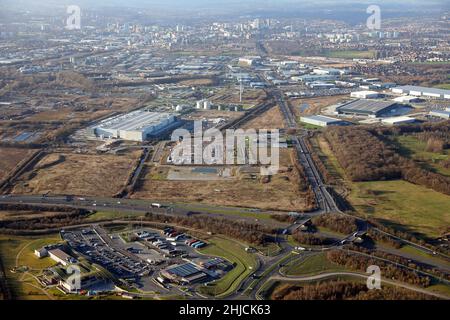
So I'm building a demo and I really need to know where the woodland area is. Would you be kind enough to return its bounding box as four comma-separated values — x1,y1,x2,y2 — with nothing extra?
324,123,450,195
326,250,431,287
145,212,275,245
312,214,359,235
271,280,436,300
0,205,92,233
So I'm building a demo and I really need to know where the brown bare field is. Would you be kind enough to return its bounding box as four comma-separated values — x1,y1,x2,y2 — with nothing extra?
291,95,349,117
241,106,286,130
132,149,313,211
178,78,215,87
184,109,245,122
12,152,140,197
23,97,140,123
0,148,37,181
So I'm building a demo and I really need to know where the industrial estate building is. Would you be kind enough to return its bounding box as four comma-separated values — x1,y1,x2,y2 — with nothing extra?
350,90,381,99
92,110,178,142
393,95,423,103
161,262,208,285
429,110,450,119
381,116,417,125
336,99,406,118
392,85,450,100
300,115,349,127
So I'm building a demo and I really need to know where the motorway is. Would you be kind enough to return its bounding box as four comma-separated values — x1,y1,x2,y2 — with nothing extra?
0,194,280,223
273,89,340,213
1,86,449,300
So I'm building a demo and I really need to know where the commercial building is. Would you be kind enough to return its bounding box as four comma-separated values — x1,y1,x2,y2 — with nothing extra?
60,275,105,293
351,90,381,99
238,56,261,67
296,74,338,83
313,68,342,75
92,110,178,142
429,110,450,119
308,82,335,89
336,99,406,118
48,249,77,266
161,262,208,285
392,86,450,100
381,116,416,125
300,115,349,127
393,96,423,103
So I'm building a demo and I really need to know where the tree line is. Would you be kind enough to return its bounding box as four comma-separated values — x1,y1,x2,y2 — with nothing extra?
145,212,275,245
326,250,431,287
291,231,335,246
271,280,436,300
312,214,359,235
0,209,91,231
324,127,450,195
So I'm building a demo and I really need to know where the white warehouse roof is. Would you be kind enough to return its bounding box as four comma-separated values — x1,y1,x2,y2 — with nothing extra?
382,116,416,125
96,110,176,131
392,86,450,99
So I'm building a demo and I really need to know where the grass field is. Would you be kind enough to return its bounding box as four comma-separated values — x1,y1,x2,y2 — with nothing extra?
317,135,450,239
393,135,450,177
87,210,146,222
349,180,450,238
292,50,376,59
435,83,450,90
197,237,257,298
0,234,63,300
281,253,345,276
324,50,376,59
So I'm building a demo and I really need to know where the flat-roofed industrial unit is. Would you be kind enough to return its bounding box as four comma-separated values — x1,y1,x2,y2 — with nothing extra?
92,110,178,141
429,110,450,119
381,116,417,125
161,262,208,284
392,86,450,99
336,99,405,117
300,115,349,127
351,90,381,99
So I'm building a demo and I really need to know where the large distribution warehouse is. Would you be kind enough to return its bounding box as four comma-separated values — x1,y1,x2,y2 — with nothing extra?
392,85,450,100
336,99,407,118
300,115,349,127
92,110,178,142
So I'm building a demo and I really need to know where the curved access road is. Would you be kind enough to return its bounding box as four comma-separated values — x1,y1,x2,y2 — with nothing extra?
263,272,450,300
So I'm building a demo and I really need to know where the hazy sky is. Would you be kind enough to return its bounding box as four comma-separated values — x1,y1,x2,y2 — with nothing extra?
1,0,448,19
2,0,448,9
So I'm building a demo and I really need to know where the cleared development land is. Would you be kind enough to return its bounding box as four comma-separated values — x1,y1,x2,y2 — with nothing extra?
12,152,139,197
133,149,313,212
0,148,37,181
240,106,286,130
291,95,349,117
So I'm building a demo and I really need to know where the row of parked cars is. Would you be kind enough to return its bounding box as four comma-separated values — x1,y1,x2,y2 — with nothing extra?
163,227,207,249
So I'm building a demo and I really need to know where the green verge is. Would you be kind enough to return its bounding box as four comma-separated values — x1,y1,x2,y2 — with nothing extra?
349,180,450,239
197,237,257,298
281,252,346,276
